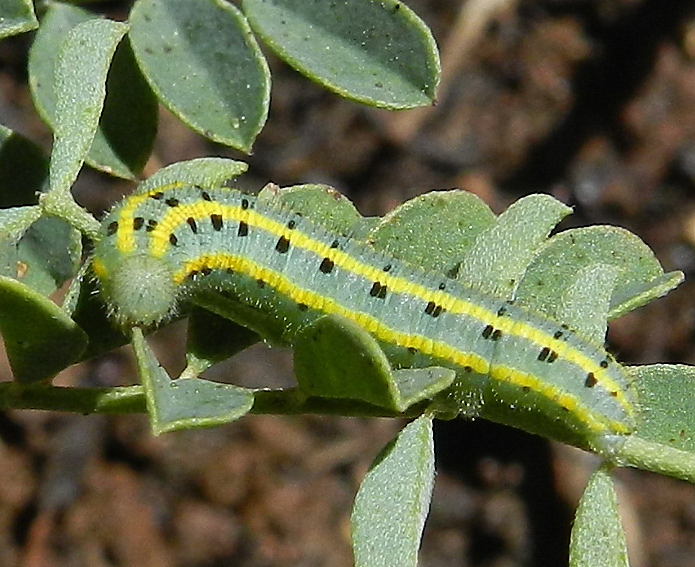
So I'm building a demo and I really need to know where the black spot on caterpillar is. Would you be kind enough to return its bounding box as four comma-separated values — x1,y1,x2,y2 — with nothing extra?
425,301,443,317
370,281,388,299
276,236,290,254
211,214,223,231
319,258,334,274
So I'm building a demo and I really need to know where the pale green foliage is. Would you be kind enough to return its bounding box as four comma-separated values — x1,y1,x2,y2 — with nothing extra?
0,2,692,566
352,416,435,567
570,466,630,567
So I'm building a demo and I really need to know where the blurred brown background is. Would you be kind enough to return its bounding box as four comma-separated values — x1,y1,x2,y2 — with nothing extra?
2,0,695,565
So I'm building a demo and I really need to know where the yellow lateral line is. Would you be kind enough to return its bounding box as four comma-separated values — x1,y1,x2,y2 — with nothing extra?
145,200,633,418
175,252,630,435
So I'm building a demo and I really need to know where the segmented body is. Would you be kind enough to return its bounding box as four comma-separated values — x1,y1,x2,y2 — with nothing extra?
92,183,638,450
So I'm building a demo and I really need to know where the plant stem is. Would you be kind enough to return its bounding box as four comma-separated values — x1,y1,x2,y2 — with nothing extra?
0,383,145,414
250,388,423,418
620,435,695,484
39,191,101,240
6,382,695,483
0,383,422,418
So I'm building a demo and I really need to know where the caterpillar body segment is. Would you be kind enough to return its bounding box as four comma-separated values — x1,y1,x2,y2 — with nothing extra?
93,184,638,453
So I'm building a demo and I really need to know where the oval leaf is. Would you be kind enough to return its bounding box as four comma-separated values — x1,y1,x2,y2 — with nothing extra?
243,0,439,109
28,3,97,125
570,466,629,567
631,364,695,454
50,18,129,193
137,157,249,193
129,0,270,152
132,328,254,434
16,216,82,295
0,207,81,295
516,226,683,320
0,206,39,282
30,3,157,179
352,416,434,567
0,0,38,39
0,126,47,208
459,194,571,297
183,307,260,379
294,313,400,409
257,183,362,234
368,190,495,275
295,313,452,412
87,37,158,179
610,365,695,483
554,264,619,343
0,275,87,383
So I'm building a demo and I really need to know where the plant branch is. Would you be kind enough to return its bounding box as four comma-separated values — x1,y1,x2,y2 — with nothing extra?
0,382,145,414
0,383,424,419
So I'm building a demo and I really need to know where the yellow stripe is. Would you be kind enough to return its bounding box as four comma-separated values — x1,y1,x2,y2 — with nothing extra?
115,183,187,253
148,199,634,419
92,258,106,280
489,363,630,434
174,253,629,435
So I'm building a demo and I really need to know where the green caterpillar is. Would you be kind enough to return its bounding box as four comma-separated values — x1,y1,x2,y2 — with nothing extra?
92,183,638,455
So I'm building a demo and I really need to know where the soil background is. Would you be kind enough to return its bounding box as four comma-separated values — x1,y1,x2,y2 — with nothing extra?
2,0,695,566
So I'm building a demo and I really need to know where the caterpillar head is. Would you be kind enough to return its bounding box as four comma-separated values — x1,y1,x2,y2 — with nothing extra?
93,254,177,328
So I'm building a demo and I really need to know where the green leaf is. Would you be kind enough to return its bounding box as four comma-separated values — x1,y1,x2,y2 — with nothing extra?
294,314,452,411
294,313,398,408
137,157,249,193
49,18,129,193
129,0,270,152
29,2,95,126
0,126,47,207
630,364,695,453
554,264,619,343
390,367,456,410
243,0,439,109
0,206,41,246
257,183,362,234
0,207,81,295
0,275,87,383
183,307,260,379
458,194,572,297
368,190,495,274
15,216,82,295
515,226,683,320
192,288,286,345
132,328,254,435
570,466,629,567
352,416,434,567
86,38,158,179
0,0,38,39
0,128,80,276
611,365,695,483
30,3,156,179
347,216,383,241
609,271,683,319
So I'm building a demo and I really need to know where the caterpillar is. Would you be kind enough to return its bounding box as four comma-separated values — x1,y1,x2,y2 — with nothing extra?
92,182,638,455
